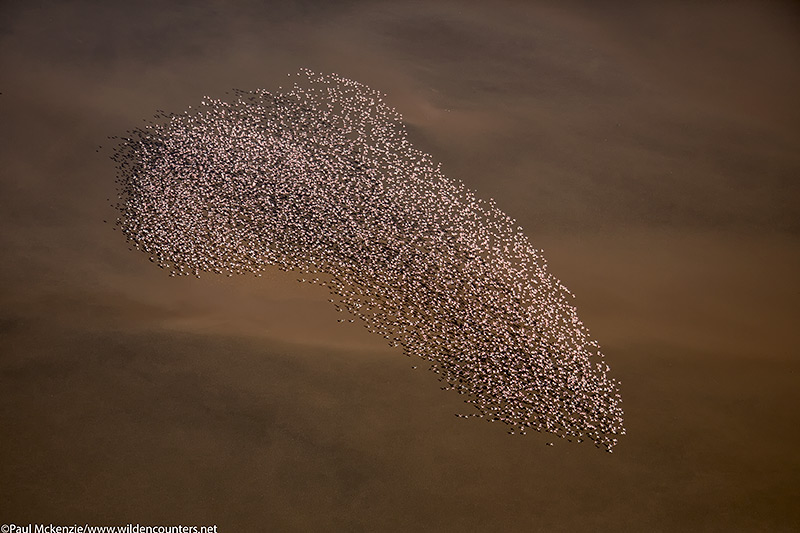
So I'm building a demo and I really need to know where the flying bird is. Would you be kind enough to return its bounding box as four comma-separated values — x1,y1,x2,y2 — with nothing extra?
111,69,625,451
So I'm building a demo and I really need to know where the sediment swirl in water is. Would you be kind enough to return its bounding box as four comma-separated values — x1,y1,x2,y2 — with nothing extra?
111,70,624,451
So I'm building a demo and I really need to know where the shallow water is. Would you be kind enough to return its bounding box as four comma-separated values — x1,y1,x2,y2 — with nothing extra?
1,1,798,530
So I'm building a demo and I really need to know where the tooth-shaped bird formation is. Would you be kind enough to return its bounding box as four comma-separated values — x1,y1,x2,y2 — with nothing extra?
111,69,624,451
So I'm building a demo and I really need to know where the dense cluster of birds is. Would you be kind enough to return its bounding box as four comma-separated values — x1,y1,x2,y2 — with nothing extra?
111,69,625,451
